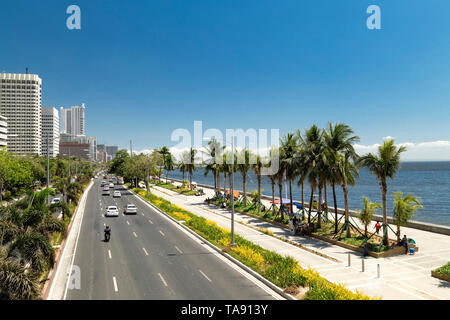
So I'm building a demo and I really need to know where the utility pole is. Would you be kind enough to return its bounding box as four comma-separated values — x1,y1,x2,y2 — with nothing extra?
130,139,133,157
46,134,50,204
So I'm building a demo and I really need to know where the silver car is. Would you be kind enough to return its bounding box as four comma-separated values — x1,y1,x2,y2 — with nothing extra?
125,204,137,215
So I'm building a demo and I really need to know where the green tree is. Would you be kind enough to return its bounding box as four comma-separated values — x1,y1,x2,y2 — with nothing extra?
236,149,252,206
392,192,422,242
337,151,359,238
280,133,299,214
358,140,406,245
358,197,381,237
323,122,360,233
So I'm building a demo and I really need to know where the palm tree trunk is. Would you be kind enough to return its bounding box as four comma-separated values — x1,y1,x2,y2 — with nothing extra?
382,182,388,246
324,181,328,217
278,175,283,216
257,174,261,212
301,180,304,207
318,185,322,229
344,183,350,238
223,172,227,194
271,178,275,214
289,178,293,214
243,174,247,206
213,171,216,190
308,188,314,224
332,183,338,234
217,171,221,193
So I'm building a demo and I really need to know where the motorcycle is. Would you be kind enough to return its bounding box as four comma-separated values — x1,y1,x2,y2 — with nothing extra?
104,232,111,242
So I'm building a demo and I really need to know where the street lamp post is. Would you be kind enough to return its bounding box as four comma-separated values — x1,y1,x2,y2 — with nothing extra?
44,133,59,204
230,136,236,247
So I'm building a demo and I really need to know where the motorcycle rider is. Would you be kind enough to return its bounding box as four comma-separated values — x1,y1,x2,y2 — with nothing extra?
104,225,111,241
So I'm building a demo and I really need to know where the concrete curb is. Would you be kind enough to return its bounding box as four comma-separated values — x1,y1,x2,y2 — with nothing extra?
130,188,296,301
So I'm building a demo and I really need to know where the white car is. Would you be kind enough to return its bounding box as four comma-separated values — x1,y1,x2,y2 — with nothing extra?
138,182,146,188
109,182,114,188
124,204,137,215
113,191,121,198
106,206,119,217
50,197,61,204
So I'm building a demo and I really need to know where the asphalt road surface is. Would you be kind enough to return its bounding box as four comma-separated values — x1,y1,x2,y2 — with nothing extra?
65,178,281,300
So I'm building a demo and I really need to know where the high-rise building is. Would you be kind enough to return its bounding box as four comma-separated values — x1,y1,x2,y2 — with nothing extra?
106,145,118,159
59,141,90,160
41,107,59,157
60,104,85,136
0,72,42,154
87,137,97,161
0,115,7,147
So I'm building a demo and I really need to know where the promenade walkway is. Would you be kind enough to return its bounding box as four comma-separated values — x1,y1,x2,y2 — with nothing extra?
145,181,450,300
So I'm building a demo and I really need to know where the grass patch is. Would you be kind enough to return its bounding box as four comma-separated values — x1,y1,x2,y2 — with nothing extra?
134,188,377,300
435,262,450,276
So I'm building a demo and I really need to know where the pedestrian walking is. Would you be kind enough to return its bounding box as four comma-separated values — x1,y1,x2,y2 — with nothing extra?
375,221,381,235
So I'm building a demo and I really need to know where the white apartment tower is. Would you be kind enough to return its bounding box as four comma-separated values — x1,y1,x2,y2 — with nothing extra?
60,104,85,136
0,72,42,154
0,115,7,147
41,107,60,157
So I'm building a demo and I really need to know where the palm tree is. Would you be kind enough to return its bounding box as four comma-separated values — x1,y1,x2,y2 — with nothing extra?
280,133,299,214
358,197,381,237
266,147,279,214
300,125,324,224
0,253,40,300
358,139,407,245
202,139,223,192
392,192,422,242
236,149,252,206
337,151,359,238
164,153,175,180
0,189,66,278
186,148,197,190
158,146,170,180
252,154,264,213
323,122,360,233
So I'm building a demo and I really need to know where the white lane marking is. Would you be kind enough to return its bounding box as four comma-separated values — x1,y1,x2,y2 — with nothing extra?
148,219,153,224
141,212,145,216
199,269,212,282
133,231,138,238
159,230,165,236
113,276,119,292
142,248,149,256
126,221,130,225
108,250,112,259
174,246,183,254
131,187,283,300
158,273,168,287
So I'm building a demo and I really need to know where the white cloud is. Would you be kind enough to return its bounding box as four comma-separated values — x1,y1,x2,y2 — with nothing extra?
355,140,450,161
131,140,450,162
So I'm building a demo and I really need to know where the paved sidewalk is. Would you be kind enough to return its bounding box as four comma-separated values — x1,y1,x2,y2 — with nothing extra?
147,182,450,300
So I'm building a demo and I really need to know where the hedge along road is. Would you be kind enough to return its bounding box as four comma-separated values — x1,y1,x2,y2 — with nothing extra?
60,178,283,300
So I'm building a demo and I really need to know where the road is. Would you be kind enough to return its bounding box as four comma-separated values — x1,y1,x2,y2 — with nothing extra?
65,178,282,300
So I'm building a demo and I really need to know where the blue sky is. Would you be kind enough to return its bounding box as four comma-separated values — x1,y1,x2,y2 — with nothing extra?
1,0,450,159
